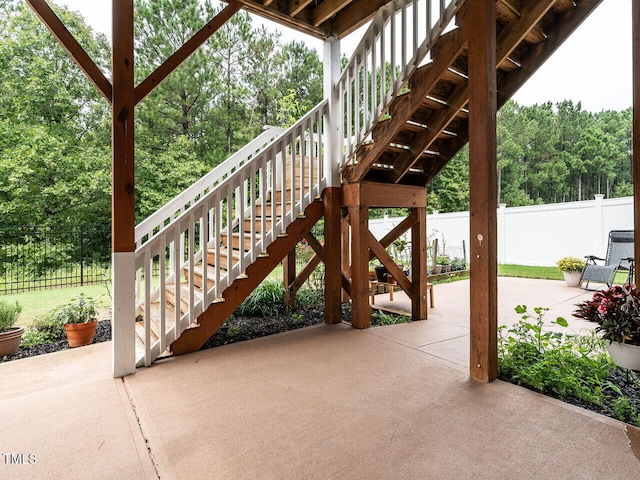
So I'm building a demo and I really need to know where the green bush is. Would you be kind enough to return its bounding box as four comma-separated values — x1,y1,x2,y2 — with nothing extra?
22,313,66,346
0,300,22,332
235,280,287,318
295,287,323,310
498,305,640,426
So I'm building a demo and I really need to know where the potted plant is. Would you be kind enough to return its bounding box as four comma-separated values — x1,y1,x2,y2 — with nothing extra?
573,285,640,370
437,255,451,273
55,295,99,348
556,256,585,287
0,300,23,356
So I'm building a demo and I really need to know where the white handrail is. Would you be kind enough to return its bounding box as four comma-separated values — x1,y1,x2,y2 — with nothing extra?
336,0,462,167
133,102,328,367
135,126,285,247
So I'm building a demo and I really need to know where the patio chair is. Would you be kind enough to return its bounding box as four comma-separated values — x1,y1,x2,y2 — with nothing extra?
579,230,635,290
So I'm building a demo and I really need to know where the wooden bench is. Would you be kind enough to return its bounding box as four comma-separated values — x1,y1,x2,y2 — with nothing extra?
370,281,434,308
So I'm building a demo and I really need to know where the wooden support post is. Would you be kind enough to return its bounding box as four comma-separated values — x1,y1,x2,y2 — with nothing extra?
324,187,343,323
634,0,640,280
341,212,351,302
283,248,296,308
111,0,136,378
411,207,428,321
468,0,498,382
349,205,371,328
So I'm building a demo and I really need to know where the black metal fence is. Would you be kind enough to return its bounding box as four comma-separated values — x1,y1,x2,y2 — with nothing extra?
0,224,111,295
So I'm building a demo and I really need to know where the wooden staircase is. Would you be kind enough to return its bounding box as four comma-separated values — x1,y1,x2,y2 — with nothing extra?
132,0,603,368
342,0,602,187
134,158,324,363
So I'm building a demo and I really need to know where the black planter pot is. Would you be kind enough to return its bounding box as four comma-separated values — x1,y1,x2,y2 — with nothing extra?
375,265,388,282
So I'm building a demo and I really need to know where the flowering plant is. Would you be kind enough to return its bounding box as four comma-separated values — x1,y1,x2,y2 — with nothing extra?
573,285,640,345
556,256,585,272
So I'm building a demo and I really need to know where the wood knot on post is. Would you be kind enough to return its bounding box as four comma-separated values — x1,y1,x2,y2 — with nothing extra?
118,107,128,122
125,182,134,194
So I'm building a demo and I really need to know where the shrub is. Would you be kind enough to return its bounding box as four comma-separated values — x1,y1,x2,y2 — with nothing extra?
0,301,22,332
295,287,323,310
235,280,286,317
556,256,585,272
450,257,466,271
22,313,66,346
499,305,640,426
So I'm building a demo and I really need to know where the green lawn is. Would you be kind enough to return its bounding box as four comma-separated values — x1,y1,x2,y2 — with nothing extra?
2,284,111,327
498,264,564,281
2,265,285,328
498,264,629,285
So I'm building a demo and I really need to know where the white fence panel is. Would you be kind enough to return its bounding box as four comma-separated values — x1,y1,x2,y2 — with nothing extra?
373,195,634,267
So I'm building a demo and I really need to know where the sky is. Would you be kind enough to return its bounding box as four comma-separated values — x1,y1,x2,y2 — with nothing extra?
52,0,632,113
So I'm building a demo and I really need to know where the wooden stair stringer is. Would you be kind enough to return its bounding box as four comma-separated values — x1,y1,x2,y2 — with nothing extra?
170,198,325,355
422,0,604,184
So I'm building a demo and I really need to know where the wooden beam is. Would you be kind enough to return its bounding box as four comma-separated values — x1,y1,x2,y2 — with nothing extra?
468,0,498,383
283,247,296,307
112,0,136,253
289,0,314,17
634,0,640,278
134,2,241,105
323,187,343,323
497,0,604,105
313,0,353,27
305,231,326,260
292,254,321,292
368,210,419,262
411,207,428,320
342,182,426,208
367,230,411,295
26,0,112,103
391,0,555,183
496,0,556,63
110,0,136,377
331,0,390,39
341,212,352,301
349,205,371,328
235,0,325,38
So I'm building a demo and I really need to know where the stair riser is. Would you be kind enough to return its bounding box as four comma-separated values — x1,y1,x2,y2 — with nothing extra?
220,233,261,251
206,251,236,270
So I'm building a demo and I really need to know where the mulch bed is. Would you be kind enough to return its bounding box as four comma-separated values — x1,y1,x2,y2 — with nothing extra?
1,303,352,363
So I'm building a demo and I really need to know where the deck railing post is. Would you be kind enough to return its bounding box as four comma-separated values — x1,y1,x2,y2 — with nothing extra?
324,36,341,187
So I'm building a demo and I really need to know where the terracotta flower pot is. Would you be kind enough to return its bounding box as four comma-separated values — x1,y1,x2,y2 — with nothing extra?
0,326,24,356
433,265,442,274
64,319,98,348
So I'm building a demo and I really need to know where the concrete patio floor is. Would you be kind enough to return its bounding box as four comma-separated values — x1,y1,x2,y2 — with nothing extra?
1,278,639,479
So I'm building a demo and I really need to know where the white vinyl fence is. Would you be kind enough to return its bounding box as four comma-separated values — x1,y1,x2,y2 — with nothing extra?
369,195,634,267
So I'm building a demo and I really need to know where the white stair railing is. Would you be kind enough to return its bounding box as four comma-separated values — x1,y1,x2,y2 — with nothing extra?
337,0,462,167
135,126,285,249
133,102,328,367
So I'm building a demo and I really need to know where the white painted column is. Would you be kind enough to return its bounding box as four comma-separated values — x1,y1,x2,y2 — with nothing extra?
112,252,136,377
498,203,507,264
323,36,341,188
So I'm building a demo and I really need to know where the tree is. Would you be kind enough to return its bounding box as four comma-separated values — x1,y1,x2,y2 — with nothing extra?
0,4,111,226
